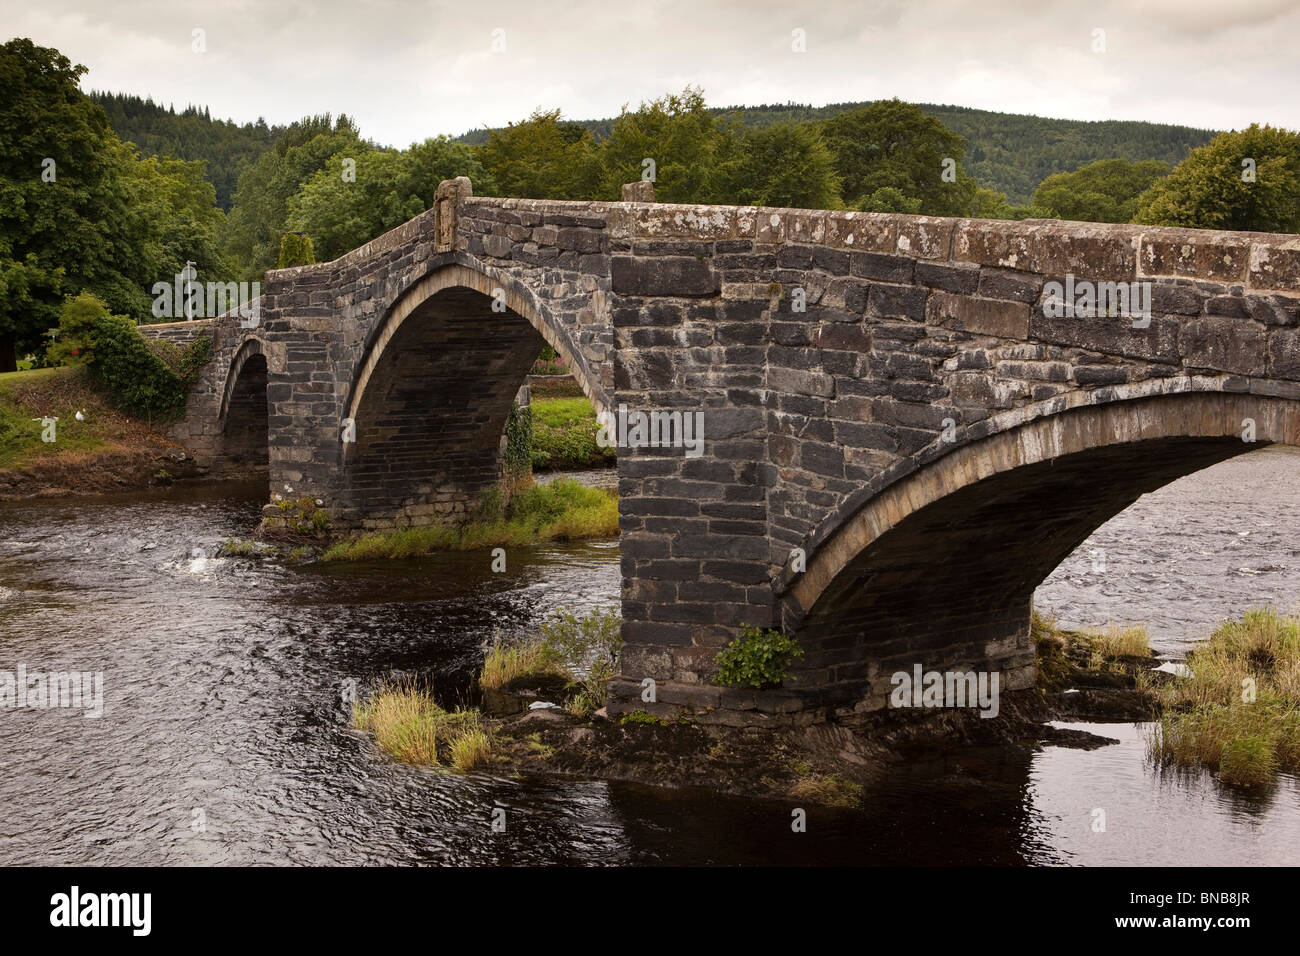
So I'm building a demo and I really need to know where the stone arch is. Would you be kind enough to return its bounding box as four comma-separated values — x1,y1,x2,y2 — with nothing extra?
218,337,270,473
343,262,608,430
336,263,606,529
779,383,1300,713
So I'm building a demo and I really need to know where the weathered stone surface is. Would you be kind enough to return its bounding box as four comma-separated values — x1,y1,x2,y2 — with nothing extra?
611,256,718,296
927,291,1029,339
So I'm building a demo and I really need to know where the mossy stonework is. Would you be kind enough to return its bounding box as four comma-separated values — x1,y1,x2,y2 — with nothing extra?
139,177,1300,727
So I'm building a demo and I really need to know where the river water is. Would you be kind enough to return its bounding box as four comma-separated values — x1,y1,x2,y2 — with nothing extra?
2,448,1299,866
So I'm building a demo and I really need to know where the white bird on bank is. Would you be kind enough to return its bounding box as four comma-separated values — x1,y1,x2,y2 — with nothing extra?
74,410,85,421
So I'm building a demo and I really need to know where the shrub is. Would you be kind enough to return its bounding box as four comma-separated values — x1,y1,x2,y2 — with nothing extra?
537,606,623,705
48,293,212,420
504,402,532,479
44,292,104,367
713,625,804,690
87,314,188,419
277,231,315,268
178,335,213,387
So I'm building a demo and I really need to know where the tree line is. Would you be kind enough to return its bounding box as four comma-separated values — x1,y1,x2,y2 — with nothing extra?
3,36,1299,373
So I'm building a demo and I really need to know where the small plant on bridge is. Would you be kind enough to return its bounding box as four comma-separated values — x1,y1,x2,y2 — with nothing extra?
712,625,804,690
503,401,532,479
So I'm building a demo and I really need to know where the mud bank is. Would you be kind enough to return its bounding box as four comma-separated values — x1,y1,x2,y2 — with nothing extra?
0,445,202,500
477,635,1165,808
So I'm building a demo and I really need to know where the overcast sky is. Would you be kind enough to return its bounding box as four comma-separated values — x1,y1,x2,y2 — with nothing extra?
6,0,1299,146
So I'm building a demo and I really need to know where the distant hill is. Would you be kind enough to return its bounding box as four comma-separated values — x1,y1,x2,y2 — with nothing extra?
90,92,283,210
91,90,1218,210
457,101,1218,205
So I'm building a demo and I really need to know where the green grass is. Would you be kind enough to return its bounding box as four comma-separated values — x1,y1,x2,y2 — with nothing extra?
320,477,618,561
0,367,134,468
529,396,616,471
1090,625,1153,660
479,641,565,690
479,606,622,717
352,679,493,770
789,773,864,808
620,710,666,726
1147,608,1300,786
218,538,257,557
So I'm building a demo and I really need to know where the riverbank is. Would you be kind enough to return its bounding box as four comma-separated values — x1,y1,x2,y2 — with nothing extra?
0,367,198,500
231,476,619,560
529,389,616,472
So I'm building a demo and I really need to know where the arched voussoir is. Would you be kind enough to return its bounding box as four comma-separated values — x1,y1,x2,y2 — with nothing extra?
342,262,609,437
217,336,268,429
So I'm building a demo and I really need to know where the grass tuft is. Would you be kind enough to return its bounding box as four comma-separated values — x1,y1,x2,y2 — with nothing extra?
352,680,493,771
1146,608,1300,787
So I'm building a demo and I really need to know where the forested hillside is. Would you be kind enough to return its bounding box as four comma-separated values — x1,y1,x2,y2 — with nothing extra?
93,88,1216,213
90,92,282,209
458,101,1217,204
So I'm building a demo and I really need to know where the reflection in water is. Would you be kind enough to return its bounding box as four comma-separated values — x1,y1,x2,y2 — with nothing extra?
0,449,1299,865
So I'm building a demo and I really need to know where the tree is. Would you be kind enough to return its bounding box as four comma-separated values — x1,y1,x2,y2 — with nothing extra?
286,137,489,261
1132,124,1300,233
222,115,364,278
0,39,149,370
1032,158,1170,224
277,232,315,269
475,109,601,200
45,291,105,366
713,121,841,209
596,88,729,202
820,99,978,216
116,147,231,298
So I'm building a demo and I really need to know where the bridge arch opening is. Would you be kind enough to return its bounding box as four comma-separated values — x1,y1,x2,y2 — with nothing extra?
340,271,605,529
780,391,1300,714
219,340,269,479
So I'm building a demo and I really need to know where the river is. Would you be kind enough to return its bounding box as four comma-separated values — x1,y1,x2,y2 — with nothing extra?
2,448,1299,865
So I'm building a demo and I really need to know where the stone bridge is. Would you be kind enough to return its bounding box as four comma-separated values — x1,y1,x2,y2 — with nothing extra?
145,177,1300,726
